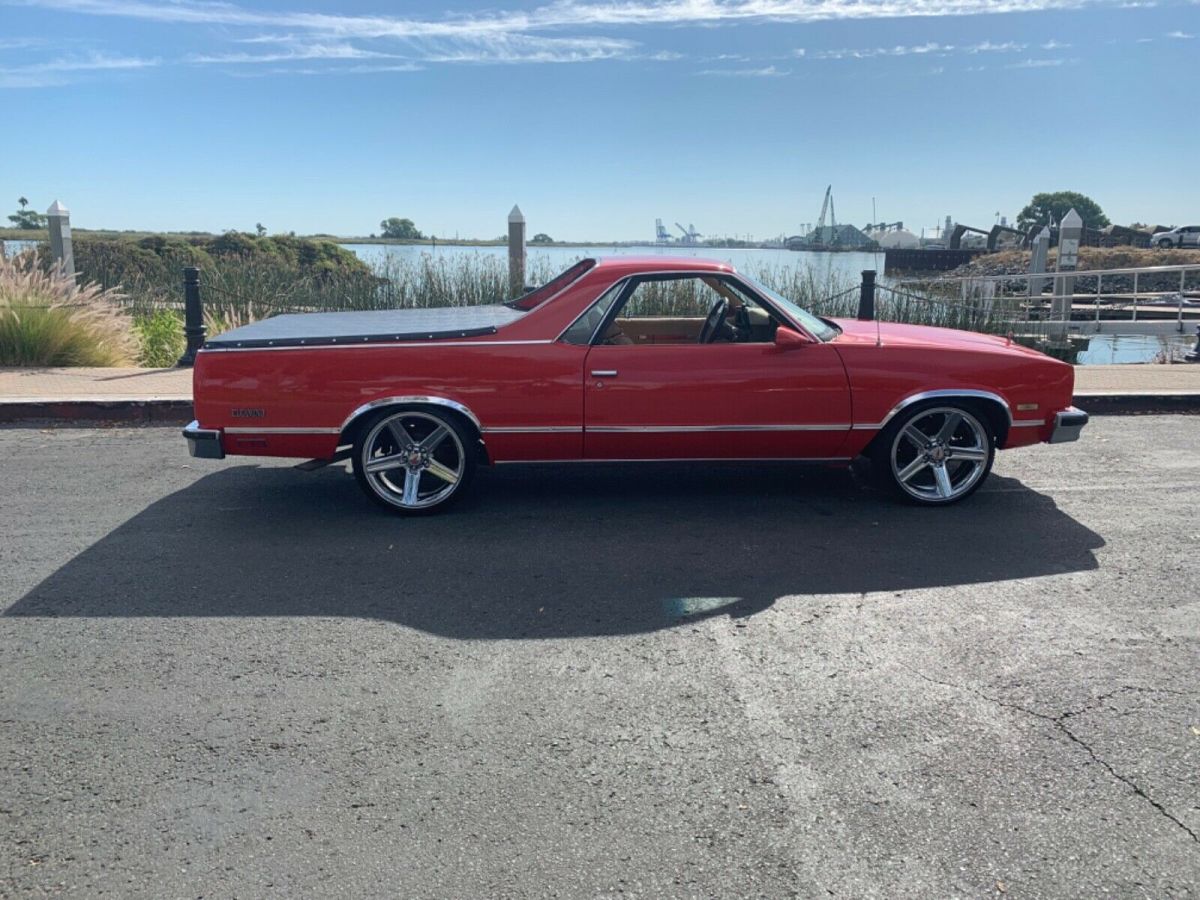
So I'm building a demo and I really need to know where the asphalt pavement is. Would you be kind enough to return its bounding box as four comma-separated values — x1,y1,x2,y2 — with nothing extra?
1,419,1197,898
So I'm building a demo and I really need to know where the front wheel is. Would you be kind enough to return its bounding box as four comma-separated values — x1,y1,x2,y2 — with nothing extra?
875,404,995,505
352,408,475,515
1158,238,1175,249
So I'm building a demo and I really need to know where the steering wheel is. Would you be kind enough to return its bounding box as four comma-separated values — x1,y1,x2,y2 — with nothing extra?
697,297,728,344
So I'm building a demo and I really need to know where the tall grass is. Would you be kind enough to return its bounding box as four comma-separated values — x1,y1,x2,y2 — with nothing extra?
0,254,137,366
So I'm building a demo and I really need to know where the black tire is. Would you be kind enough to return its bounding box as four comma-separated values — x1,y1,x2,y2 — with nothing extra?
871,401,996,506
351,407,476,515
1158,239,1174,249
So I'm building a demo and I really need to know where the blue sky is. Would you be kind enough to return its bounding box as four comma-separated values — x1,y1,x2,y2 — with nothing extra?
2,0,1198,240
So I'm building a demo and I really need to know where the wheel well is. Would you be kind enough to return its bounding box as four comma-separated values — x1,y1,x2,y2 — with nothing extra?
339,402,489,463
865,395,1010,457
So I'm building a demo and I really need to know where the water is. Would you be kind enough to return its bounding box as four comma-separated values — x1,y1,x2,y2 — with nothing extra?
0,239,38,256
341,242,883,284
1074,333,1195,365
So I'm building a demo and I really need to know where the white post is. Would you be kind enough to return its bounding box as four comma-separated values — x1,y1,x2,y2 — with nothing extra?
1029,226,1050,301
1051,209,1082,341
47,199,74,279
508,205,526,299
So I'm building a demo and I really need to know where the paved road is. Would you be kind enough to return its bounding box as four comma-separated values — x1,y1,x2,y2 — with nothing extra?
2,419,1197,898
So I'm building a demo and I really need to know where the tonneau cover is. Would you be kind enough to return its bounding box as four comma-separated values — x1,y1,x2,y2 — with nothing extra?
204,305,526,349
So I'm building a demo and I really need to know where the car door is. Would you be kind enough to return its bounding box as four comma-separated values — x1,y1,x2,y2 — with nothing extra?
580,274,852,460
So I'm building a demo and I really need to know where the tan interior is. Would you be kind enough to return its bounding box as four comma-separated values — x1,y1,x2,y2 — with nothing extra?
611,316,705,344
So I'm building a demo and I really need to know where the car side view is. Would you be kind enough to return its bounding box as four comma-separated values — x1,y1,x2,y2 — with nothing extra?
1154,225,1200,249
184,257,1087,513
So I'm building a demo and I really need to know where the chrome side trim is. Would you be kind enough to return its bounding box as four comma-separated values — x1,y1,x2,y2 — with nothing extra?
587,423,850,433
225,426,342,435
198,340,553,354
483,426,583,434
494,457,853,465
1010,419,1046,428
851,423,885,431
338,396,484,435
878,390,1013,431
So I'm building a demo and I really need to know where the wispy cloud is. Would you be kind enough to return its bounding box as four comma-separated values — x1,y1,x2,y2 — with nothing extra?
1006,56,1077,67
10,0,1131,40
0,0,1161,86
1165,29,1195,37
697,64,788,76
0,51,158,87
189,42,401,65
799,39,1035,60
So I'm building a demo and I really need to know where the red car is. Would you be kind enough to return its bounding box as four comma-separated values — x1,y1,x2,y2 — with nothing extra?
184,256,1087,513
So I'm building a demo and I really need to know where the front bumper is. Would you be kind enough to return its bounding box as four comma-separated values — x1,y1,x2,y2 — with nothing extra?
1049,406,1088,444
183,420,225,459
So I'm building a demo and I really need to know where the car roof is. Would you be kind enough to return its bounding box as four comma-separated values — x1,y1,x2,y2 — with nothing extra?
590,256,736,275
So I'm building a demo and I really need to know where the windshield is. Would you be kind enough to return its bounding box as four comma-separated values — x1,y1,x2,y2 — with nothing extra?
507,259,596,311
741,276,840,342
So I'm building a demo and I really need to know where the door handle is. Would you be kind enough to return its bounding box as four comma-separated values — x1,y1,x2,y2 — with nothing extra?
590,370,618,377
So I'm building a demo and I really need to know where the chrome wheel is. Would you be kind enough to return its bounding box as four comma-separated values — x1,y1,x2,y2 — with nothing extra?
889,406,992,504
358,410,468,511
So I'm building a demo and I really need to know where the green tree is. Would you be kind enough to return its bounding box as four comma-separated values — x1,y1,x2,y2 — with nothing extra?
17,197,28,210
530,232,553,244
1017,191,1110,231
379,217,424,240
7,209,46,229
255,223,266,237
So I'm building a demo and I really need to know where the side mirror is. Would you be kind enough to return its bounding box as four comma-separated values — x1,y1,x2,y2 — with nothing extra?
774,326,812,350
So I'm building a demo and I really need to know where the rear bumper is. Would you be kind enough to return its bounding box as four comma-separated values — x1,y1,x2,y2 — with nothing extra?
183,420,225,459
1049,406,1088,444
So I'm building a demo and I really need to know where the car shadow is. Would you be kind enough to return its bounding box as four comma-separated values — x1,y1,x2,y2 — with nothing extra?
6,462,1104,639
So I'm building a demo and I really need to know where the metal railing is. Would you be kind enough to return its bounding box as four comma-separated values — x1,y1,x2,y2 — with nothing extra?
894,263,1200,334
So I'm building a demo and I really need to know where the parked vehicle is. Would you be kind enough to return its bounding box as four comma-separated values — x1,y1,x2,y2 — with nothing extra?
184,257,1087,513
1154,226,1200,249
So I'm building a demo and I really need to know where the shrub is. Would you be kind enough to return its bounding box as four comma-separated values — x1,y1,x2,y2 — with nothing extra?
0,254,137,366
133,309,185,368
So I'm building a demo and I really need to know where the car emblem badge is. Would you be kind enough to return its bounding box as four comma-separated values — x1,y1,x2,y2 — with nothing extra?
929,445,947,463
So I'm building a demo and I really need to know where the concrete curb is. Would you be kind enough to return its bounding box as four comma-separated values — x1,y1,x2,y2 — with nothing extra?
1074,394,1200,415
0,394,1197,426
0,399,194,426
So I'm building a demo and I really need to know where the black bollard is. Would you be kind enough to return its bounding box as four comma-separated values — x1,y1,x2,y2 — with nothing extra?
177,266,207,367
857,270,876,321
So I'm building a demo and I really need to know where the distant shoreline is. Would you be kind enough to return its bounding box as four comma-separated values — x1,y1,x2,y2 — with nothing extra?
0,228,775,251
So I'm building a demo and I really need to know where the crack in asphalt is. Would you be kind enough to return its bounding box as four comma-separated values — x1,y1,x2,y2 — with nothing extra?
900,665,1200,845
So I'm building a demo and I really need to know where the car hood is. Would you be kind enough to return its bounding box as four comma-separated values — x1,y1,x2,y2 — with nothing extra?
829,317,1048,357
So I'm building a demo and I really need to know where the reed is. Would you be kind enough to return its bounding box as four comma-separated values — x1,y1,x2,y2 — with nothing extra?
0,254,137,366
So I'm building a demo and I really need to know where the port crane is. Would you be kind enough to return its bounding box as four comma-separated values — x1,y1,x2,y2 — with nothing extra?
675,222,702,245
654,219,673,244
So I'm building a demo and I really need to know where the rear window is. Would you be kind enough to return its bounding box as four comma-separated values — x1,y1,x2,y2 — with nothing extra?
507,259,596,311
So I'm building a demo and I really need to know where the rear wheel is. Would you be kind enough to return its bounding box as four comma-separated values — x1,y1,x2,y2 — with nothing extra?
1158,238,1174,249
352,408,475,514
875,404,995,505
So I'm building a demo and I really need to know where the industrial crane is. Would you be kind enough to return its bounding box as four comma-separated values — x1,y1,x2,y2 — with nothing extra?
815,185,837,243
675,222,702,244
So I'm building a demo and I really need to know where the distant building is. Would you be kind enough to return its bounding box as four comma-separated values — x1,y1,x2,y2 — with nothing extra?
791,224,875,250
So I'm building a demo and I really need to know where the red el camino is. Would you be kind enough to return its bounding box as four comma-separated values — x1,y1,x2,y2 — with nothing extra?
184,256,1087,513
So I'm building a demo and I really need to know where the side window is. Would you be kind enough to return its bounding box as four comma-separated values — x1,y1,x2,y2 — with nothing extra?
560,282,624,345
606,276,778,346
